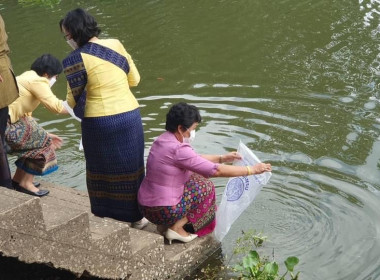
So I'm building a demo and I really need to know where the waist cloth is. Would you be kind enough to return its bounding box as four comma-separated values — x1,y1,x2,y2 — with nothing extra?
139,173,216,237
5,116,58,175
82,108,145,222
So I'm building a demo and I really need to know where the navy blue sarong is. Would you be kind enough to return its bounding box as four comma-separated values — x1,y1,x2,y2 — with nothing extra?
82,109,144,222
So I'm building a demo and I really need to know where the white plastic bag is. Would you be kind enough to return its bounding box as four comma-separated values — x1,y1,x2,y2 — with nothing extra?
62,101,83,150
214,141,272,241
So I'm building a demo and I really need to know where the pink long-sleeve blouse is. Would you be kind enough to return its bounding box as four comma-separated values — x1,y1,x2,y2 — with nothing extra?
138,131,218,207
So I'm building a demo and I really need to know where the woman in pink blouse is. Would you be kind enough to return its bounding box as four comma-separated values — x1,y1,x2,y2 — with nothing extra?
138,102,272,244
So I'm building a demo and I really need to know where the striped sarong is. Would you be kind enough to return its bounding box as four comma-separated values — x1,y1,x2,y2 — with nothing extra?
5,116,58,175
82,109,144,223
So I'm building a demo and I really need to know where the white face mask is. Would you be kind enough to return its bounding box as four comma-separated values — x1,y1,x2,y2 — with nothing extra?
66,39,78,50
183,129,196,144
49,76,57,87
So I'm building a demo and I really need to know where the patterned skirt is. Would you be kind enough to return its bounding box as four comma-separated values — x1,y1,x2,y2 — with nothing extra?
5,116,58,175
140,173,217,237
82,109,145,223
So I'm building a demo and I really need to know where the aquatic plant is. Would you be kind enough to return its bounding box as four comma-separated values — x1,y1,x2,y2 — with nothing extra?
187,229,300,280
233,251,299,280
231,230,300,280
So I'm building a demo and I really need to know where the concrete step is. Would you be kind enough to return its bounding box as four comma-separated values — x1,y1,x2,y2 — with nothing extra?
0,185,166,279
0,187,31,212
163,235,220,279
41,196,91,248
88,215,131,258
38,180,91,212
128,227,166,280
142,223,220,279
0,184,221,279
0,187,46,236
0,187,51,264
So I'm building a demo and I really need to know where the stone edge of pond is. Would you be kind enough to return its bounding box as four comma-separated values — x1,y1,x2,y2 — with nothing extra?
0,183,221,280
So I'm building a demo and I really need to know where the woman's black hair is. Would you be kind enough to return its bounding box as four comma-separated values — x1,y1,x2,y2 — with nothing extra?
61,8,101,47
30,54,63,77
165,102,202,132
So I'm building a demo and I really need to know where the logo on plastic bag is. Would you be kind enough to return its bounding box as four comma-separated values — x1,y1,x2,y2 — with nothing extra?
226,177,249,201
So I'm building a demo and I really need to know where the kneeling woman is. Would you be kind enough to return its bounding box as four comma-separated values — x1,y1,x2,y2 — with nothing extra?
5,54,68,197
138,102,272,244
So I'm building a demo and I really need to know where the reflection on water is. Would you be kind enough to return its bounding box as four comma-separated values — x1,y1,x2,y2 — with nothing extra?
1,0,380,279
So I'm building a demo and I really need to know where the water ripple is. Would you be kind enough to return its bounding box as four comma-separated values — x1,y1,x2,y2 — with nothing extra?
3,1,380,279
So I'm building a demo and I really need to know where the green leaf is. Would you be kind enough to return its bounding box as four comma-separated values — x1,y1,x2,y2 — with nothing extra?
263,261,279,276
242,256,254,269
243,251,260,268
285,257,299,272
249,250,260,262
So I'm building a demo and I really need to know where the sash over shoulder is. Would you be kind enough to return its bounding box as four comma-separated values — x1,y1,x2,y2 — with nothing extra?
62,42,130,119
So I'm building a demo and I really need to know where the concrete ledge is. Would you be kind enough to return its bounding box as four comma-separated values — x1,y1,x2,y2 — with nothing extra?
89,216,131,258
0,183,221,279
129,228,166,280
0,188,46,236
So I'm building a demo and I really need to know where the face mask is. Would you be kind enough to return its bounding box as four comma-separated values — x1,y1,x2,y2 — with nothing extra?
49,76,57,87
183,129,196,144
66,39,78,50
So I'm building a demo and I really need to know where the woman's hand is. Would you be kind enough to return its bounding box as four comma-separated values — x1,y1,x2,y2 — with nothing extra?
48,133,63,150
251,163,272,174
221,151,242,163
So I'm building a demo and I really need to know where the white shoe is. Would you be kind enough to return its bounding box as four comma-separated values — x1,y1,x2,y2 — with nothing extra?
164,228,197,245
132,217,149,230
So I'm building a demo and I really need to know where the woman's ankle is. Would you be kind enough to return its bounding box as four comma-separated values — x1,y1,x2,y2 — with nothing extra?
169,226,189,237
18,181,39,192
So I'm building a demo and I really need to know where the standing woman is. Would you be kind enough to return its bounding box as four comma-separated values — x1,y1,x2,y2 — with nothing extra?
60,8,147,228
0,14,19,189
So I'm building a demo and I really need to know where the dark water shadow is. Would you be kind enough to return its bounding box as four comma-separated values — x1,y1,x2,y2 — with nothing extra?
0,254,104,280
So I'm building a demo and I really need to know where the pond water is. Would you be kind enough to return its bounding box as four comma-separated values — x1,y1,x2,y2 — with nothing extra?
1,1,380,279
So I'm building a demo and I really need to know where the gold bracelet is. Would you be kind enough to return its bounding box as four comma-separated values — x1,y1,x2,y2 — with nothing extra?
246,166,252,176
219,155,223,163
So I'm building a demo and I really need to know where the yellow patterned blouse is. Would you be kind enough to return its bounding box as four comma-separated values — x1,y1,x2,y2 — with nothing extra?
8,70,64,123
65,38,140,118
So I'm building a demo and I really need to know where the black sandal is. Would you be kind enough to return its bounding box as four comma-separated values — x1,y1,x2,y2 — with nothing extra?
12,181,49,197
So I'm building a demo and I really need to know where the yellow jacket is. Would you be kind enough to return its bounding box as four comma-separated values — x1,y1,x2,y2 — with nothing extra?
66,39,140,117
8,70,64,123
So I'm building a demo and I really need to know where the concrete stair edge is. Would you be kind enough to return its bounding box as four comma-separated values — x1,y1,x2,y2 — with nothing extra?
163,234,221,279
89,215,132,258
0,184,222,279
0,188,47,237
128,228,167,280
